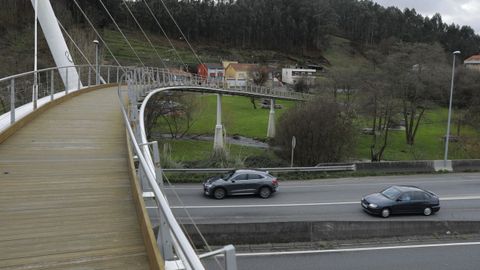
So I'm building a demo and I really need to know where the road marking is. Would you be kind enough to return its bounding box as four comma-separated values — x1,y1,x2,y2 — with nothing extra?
165,178,480,190
236,241,480,257
169,195,480,209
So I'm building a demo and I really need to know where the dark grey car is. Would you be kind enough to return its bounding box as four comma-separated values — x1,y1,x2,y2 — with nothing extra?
203,169,279,199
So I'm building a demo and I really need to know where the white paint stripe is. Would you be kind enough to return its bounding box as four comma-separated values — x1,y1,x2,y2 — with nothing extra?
164,176,480,190
170,195,480,209
236,241,480,257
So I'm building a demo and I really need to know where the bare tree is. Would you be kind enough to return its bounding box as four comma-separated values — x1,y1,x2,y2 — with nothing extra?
359,68,399,161
144,92,204,140
385,42,449,145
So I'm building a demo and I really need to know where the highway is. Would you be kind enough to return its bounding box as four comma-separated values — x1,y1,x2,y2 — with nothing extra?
202,241,480,270
163,173,480,223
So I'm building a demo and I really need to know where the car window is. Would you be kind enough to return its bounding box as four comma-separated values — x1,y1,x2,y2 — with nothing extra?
381,187,402,200
399,192,413,201
221,171,235,180
413,191,426,201
248,174,263,180
232,174,248,181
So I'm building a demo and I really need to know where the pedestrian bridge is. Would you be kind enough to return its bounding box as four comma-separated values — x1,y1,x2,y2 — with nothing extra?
0,66,309,269
0,85,163,269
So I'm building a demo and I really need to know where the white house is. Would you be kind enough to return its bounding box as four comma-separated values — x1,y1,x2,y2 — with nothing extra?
281,68,316,85
464,55,480,72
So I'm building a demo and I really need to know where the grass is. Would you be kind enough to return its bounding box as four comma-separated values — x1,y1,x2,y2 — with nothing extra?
322,36,369,69
356,107,480,161
156,94,296,138
158,98,480,164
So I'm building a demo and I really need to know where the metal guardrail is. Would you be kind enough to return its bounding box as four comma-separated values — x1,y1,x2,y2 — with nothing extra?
163,165,356,174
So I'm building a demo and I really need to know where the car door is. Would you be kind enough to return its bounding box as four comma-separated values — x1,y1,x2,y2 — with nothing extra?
247,174,265,193
227,173,249,194
412,191,429,213
393,192,415,214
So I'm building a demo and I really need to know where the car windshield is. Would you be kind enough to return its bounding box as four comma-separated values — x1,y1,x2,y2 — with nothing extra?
381,187,402,200
221,171,235,180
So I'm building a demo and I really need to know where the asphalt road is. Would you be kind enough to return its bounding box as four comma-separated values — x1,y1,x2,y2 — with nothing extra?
202,241,480,270
162,173,480,223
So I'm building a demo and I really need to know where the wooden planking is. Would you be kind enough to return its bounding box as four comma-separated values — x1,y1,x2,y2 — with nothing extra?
0,87,151,270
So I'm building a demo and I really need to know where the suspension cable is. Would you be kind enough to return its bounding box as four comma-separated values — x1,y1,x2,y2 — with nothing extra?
121,0,167,69
57,20,94,67
155,0,205,67
71,0,124,71
97,0,145,67
143,0,187,69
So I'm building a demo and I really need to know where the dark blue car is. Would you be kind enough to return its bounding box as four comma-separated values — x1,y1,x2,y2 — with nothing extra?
361,185,440,218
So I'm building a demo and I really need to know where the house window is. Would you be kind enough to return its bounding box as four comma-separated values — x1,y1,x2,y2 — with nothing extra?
218,72,224,77
210,73,216,77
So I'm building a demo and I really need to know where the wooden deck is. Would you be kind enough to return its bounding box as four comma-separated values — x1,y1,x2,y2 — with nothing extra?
0,87,151,269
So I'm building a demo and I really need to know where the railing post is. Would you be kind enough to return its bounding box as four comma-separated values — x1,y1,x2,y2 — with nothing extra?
88,66,91,87
224,245,238,270
77,67,81,90
116,66,120,83
33,71,38,110
107,66,111,83
65,67,69,94
50,69,54,101
10,79,15,124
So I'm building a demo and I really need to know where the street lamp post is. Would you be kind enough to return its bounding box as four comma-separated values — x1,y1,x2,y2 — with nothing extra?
443,50,461,168
93,39,100,85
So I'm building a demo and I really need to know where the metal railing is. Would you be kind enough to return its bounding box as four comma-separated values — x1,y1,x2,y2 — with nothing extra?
162,165,357,174
0,64,125,131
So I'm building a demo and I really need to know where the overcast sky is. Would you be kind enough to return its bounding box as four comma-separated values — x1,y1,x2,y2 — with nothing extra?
373,0,480,34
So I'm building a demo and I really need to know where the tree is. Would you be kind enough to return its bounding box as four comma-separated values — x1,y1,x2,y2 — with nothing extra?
358,67,398,161
144,92,203,140
273,97,356,166
384,42,449,145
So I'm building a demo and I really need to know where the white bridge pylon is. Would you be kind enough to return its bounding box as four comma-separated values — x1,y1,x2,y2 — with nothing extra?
31,0,82,91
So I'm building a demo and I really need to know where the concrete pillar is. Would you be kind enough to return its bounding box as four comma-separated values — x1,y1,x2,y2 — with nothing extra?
267,99,276,138
213,94,224,151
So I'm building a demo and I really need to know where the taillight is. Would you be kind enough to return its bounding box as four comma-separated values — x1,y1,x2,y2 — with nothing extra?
272,178,278,185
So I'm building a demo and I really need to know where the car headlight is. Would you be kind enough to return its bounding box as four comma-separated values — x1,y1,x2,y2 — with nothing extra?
369,203,378,209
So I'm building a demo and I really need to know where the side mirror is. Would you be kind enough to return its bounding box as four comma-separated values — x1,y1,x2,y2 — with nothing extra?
396,198,402,202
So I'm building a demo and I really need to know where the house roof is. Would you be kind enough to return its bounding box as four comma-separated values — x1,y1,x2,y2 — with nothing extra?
203,63,224,69
228,63,259,72
465,55,480,63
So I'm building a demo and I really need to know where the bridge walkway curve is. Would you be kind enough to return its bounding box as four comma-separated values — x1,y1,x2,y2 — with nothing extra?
0,86,152,269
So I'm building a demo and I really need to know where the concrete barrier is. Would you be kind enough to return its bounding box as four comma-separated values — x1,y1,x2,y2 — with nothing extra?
182,220,480,248
453,159,480,172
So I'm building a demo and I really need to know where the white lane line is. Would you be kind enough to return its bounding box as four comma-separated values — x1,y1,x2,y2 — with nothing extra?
165,178,480,190
169,195,480,209
236,241,480,257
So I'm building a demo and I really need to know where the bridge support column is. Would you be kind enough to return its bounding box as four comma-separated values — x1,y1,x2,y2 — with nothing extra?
213,94,225,152
267,99,276,138
31,0,81,91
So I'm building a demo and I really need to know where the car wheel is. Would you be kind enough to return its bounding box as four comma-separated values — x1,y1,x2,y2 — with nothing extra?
381,208,390,218
259,187,272,199
213,188,226,200
423,207,433,216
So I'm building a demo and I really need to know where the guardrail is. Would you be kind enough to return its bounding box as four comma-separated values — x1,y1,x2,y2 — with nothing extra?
163,165,356,174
